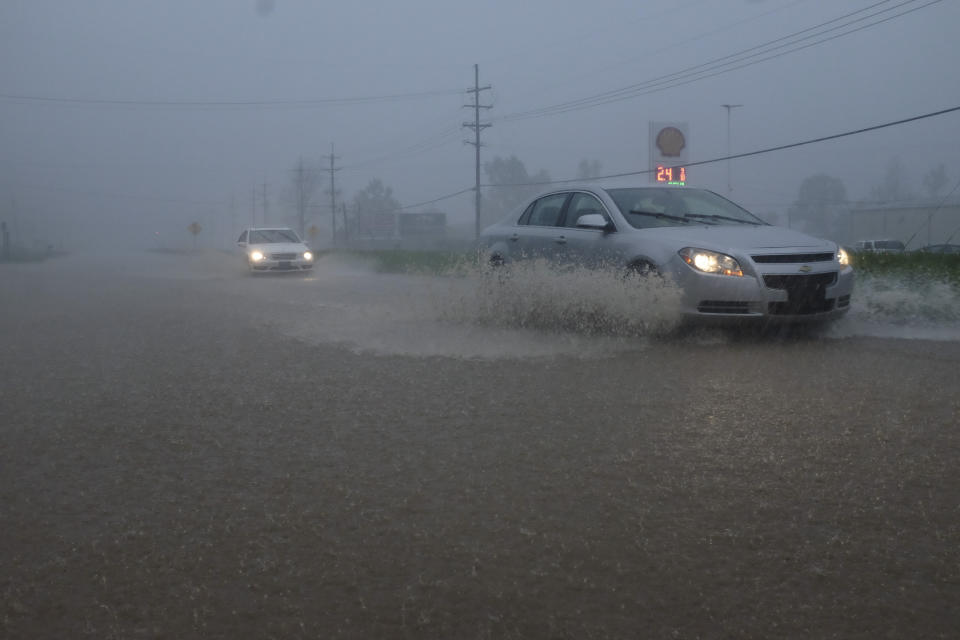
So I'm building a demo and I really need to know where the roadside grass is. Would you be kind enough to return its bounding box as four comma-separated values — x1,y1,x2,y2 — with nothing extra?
852,251,960,287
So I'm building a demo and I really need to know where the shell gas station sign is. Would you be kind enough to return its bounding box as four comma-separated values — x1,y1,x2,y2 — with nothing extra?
649,122,689,185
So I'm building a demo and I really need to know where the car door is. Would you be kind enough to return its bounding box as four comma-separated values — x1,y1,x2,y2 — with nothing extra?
510,192,570,261
554,192,621,268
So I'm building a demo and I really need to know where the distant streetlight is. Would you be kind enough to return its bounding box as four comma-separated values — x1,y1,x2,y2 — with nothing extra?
721,104,743,193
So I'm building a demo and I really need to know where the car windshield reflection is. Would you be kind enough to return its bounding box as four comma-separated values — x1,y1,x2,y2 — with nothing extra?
608,188,767,229
249,229,300,244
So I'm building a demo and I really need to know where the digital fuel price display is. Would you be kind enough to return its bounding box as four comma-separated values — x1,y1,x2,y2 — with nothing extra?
655,166,686,185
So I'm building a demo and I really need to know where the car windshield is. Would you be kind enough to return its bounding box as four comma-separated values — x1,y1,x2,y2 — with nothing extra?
249,229,300,244
606,188,767,229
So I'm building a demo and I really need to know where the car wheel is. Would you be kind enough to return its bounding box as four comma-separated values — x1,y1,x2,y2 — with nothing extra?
628,260,659,277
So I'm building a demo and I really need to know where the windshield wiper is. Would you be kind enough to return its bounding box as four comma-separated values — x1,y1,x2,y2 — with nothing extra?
628,209,695,224
685,213,762,226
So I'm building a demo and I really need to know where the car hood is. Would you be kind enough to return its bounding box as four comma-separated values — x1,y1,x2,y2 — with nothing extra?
639,224,835,253
247,242,308,253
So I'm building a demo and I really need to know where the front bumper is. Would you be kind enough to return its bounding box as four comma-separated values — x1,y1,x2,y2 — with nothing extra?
249,257,314,272
671,259,854,323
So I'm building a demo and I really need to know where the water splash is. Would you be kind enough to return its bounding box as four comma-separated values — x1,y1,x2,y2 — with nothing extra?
829,273,960,341
440,260,684,338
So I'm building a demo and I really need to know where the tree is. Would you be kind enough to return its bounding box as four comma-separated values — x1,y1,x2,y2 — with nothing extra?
187,221,202,249
351,178,401,239
483,155,550,227
922,163,949,199
788,174,847,237
353,178,401,215
870,156,916,204
576,159,603,180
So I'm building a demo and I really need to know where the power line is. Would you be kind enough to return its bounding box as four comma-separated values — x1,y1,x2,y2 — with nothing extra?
483,105,960,188
505,0,811,102
497,0,922,121
396,188,475,212
341,124,462,170
904,176,960,247
496,0,942,123
0,88,463,110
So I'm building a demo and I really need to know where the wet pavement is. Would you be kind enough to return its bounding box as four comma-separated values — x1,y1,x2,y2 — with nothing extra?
2,251,959,638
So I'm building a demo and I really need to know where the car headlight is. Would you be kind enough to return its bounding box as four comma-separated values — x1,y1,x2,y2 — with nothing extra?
679,247,743,277
303,251,313,261
837,247,850,267
250,250,265,262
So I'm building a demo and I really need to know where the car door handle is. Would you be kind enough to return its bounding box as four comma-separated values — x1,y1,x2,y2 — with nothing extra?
509,234,519,242
554,236,567,245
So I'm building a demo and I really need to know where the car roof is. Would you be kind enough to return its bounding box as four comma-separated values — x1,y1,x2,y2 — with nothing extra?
527,183,698,198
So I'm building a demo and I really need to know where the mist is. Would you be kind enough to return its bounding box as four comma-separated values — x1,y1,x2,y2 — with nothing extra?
2,1,958,252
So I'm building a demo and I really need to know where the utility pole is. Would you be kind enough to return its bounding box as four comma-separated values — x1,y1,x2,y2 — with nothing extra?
721,104,743,193
463,64,492,240
323,144,341,244
261,182,269,225
251,187,257,226
294,157,307,238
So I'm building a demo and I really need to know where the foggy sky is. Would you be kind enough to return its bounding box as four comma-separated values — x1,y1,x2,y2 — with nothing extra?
2,0,958,248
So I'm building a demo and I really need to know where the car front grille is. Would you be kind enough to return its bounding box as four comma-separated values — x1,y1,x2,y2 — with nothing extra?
270,252,298,260
764,272,838,315
697,300,752,314
751,252,835,264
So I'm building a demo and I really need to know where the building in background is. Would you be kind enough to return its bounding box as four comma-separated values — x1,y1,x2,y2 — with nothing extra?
848,199,960,249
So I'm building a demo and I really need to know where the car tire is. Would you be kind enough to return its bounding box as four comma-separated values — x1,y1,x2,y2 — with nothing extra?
627,260,659,277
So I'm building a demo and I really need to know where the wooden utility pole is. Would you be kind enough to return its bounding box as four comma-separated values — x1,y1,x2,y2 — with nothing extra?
261,182,269,225
295,157,307,237
463,64,492,240
721,104,743,193
323,144,341,244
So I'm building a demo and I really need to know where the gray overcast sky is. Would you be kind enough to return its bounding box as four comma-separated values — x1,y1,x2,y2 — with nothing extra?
2,0,959,247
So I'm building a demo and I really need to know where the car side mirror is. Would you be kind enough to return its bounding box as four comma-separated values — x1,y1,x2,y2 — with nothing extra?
237,241,247,248
576,213,614,232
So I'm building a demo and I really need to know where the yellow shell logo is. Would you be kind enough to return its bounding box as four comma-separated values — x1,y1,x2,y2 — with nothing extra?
656,127,686,157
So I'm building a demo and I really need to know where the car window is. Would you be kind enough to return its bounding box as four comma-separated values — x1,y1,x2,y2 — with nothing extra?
523,193,568,227
249,229,300,243
517,202,536,225
238,230,248,243
607,188,764,229
563,193,609,228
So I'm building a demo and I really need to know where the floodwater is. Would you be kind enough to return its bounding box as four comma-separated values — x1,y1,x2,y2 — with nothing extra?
155,250,960,356
2,250,959,639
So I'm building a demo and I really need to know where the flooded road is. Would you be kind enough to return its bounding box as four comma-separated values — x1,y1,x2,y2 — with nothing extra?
2,251,959,639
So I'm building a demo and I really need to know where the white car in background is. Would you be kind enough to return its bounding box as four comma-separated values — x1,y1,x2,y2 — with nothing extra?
853,239,905,253
237,227,314,272
480,184,854,324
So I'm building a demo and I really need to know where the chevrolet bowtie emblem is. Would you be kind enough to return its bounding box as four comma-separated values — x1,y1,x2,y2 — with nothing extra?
798,265,812,273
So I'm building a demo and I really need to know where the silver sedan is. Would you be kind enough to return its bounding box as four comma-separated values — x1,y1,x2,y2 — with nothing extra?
480,185,853,323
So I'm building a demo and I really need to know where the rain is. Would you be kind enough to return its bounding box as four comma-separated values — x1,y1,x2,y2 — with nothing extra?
2,2,959,638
